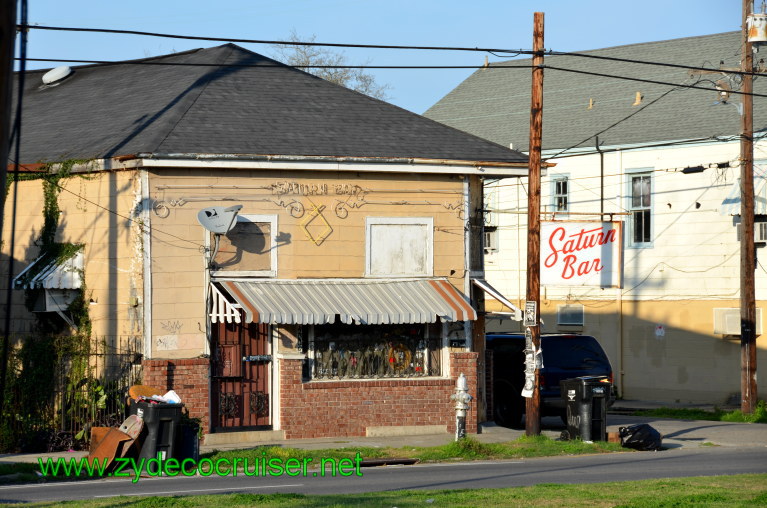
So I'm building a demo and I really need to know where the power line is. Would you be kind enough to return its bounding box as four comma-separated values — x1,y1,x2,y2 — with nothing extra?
543,81,690,161
50,180,205,249
545,65,767,98
23,23,767,84
546,49,767,78
19,24,529,55
17,58,767,102
22,24,767,79
20,57,533,70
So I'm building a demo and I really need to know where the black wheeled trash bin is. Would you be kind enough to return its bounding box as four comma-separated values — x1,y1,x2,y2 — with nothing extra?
130,401,183,473
560,376,610,441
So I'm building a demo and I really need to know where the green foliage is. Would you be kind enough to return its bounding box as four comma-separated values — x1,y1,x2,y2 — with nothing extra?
206,434,626,466
635,400,767,424
721,399,767,423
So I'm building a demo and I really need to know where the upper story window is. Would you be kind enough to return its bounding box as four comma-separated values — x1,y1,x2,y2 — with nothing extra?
211,214,277,277
366,217,433,277
628,171,652,246
551,176,569,213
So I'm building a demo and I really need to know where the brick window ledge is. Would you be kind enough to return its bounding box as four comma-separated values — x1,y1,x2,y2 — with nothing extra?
302,377,453,390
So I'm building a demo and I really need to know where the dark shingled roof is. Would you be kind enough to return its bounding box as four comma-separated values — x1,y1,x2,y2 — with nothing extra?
425,32,767,153
12,44,527,166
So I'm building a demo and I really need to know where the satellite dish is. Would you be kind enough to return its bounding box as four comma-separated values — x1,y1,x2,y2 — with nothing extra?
42,66,73,85
197,205,243,234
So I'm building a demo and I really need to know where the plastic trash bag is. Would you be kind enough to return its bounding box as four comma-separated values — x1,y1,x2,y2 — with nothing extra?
618,423,663,451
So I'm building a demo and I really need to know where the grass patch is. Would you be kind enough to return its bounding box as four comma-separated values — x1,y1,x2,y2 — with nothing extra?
6,474,767,507
205,435,626,466
633,399,767,423
0,462,39,476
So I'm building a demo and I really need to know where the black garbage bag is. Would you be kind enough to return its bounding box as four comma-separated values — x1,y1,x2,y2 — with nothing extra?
618,424,663,451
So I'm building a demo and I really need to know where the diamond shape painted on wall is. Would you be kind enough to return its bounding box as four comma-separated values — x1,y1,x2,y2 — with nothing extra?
300,204,333,246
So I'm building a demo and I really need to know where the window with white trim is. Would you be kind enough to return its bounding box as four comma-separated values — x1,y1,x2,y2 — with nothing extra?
551,176,569,213
366,217,433,277
210,214,277,277
628,171,652,246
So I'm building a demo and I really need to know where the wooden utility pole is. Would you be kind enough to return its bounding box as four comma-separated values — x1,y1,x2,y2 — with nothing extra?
0,1,15,202
0,0,18,417
525,11,544,436
740,0,757,414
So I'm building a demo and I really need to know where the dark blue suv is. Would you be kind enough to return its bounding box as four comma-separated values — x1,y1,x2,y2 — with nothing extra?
486,333,614,428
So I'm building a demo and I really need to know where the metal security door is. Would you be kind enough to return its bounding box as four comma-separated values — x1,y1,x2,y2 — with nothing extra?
212,318,271,431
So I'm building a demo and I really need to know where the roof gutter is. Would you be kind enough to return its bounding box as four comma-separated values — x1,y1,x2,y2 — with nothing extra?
134,152,532,177
137,152,530,168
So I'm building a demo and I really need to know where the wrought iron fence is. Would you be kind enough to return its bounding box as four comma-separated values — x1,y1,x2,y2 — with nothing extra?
0,335,143,452
55,336,143,436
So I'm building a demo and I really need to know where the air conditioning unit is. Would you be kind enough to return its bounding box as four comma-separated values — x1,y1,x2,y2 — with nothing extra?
735,222,767,243
557,304,584,326
484,227,499,254
29,288,78,313
713,308,763,335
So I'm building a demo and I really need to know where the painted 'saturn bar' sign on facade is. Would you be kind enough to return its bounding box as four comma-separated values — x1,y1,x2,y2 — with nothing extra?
541,221,623,287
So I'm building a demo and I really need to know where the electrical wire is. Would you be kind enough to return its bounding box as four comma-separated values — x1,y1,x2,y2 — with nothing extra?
16,56,767,101
543,81,692,161
49,180,205,249
20,57,533,70
19,24,531,55
544,65,767,99
547,49,767,78
21,24,767,78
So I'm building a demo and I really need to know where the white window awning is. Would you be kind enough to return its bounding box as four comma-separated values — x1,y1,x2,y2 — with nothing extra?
13,250,84,290
472,278,522,321
720,177,767,216
210,278,477,325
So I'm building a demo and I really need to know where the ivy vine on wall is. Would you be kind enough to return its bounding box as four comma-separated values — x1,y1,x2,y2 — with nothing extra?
0,159,108,452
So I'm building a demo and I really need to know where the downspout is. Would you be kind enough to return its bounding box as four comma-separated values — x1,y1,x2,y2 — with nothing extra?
596,136,604,216
463,177,473,351
617,148,624,398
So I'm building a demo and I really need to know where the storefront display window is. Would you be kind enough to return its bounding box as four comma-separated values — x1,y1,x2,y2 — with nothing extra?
302,323,443,379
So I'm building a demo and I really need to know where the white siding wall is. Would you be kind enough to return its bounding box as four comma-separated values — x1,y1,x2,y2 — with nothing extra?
487,139,767,302
485,138,767,403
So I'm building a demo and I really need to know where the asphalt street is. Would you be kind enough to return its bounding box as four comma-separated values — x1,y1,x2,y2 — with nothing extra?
0,441,765,503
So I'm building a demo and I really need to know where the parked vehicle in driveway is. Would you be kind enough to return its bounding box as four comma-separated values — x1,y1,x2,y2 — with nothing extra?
486,333,614,428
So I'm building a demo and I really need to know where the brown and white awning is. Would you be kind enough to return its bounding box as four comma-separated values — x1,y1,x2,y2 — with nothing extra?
210,278,477,325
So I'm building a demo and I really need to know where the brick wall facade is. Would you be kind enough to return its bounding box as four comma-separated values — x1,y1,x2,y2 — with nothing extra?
279,352,478,439
142,359,210,424
142,353,479,440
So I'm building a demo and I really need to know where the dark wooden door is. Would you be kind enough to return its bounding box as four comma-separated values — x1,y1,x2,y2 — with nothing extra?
212,318,271,430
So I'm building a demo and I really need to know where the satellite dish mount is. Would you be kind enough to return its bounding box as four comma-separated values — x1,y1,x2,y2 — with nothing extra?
197,205,243,268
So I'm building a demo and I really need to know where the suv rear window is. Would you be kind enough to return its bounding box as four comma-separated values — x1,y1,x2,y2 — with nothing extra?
541,336,610,369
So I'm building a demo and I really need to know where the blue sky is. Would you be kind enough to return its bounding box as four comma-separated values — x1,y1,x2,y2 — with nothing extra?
22,0,743,113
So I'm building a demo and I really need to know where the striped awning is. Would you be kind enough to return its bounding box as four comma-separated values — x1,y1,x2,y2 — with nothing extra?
210,278,477,325
720,177,767,216
12,250,84,290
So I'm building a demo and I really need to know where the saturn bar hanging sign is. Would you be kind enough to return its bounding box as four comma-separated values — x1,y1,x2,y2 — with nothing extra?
541,221,623,287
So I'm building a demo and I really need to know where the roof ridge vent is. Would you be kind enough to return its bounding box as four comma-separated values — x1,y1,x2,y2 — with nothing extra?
41,66,73,86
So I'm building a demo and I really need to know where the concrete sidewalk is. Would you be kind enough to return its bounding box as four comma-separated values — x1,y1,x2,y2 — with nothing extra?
1,400,764,465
